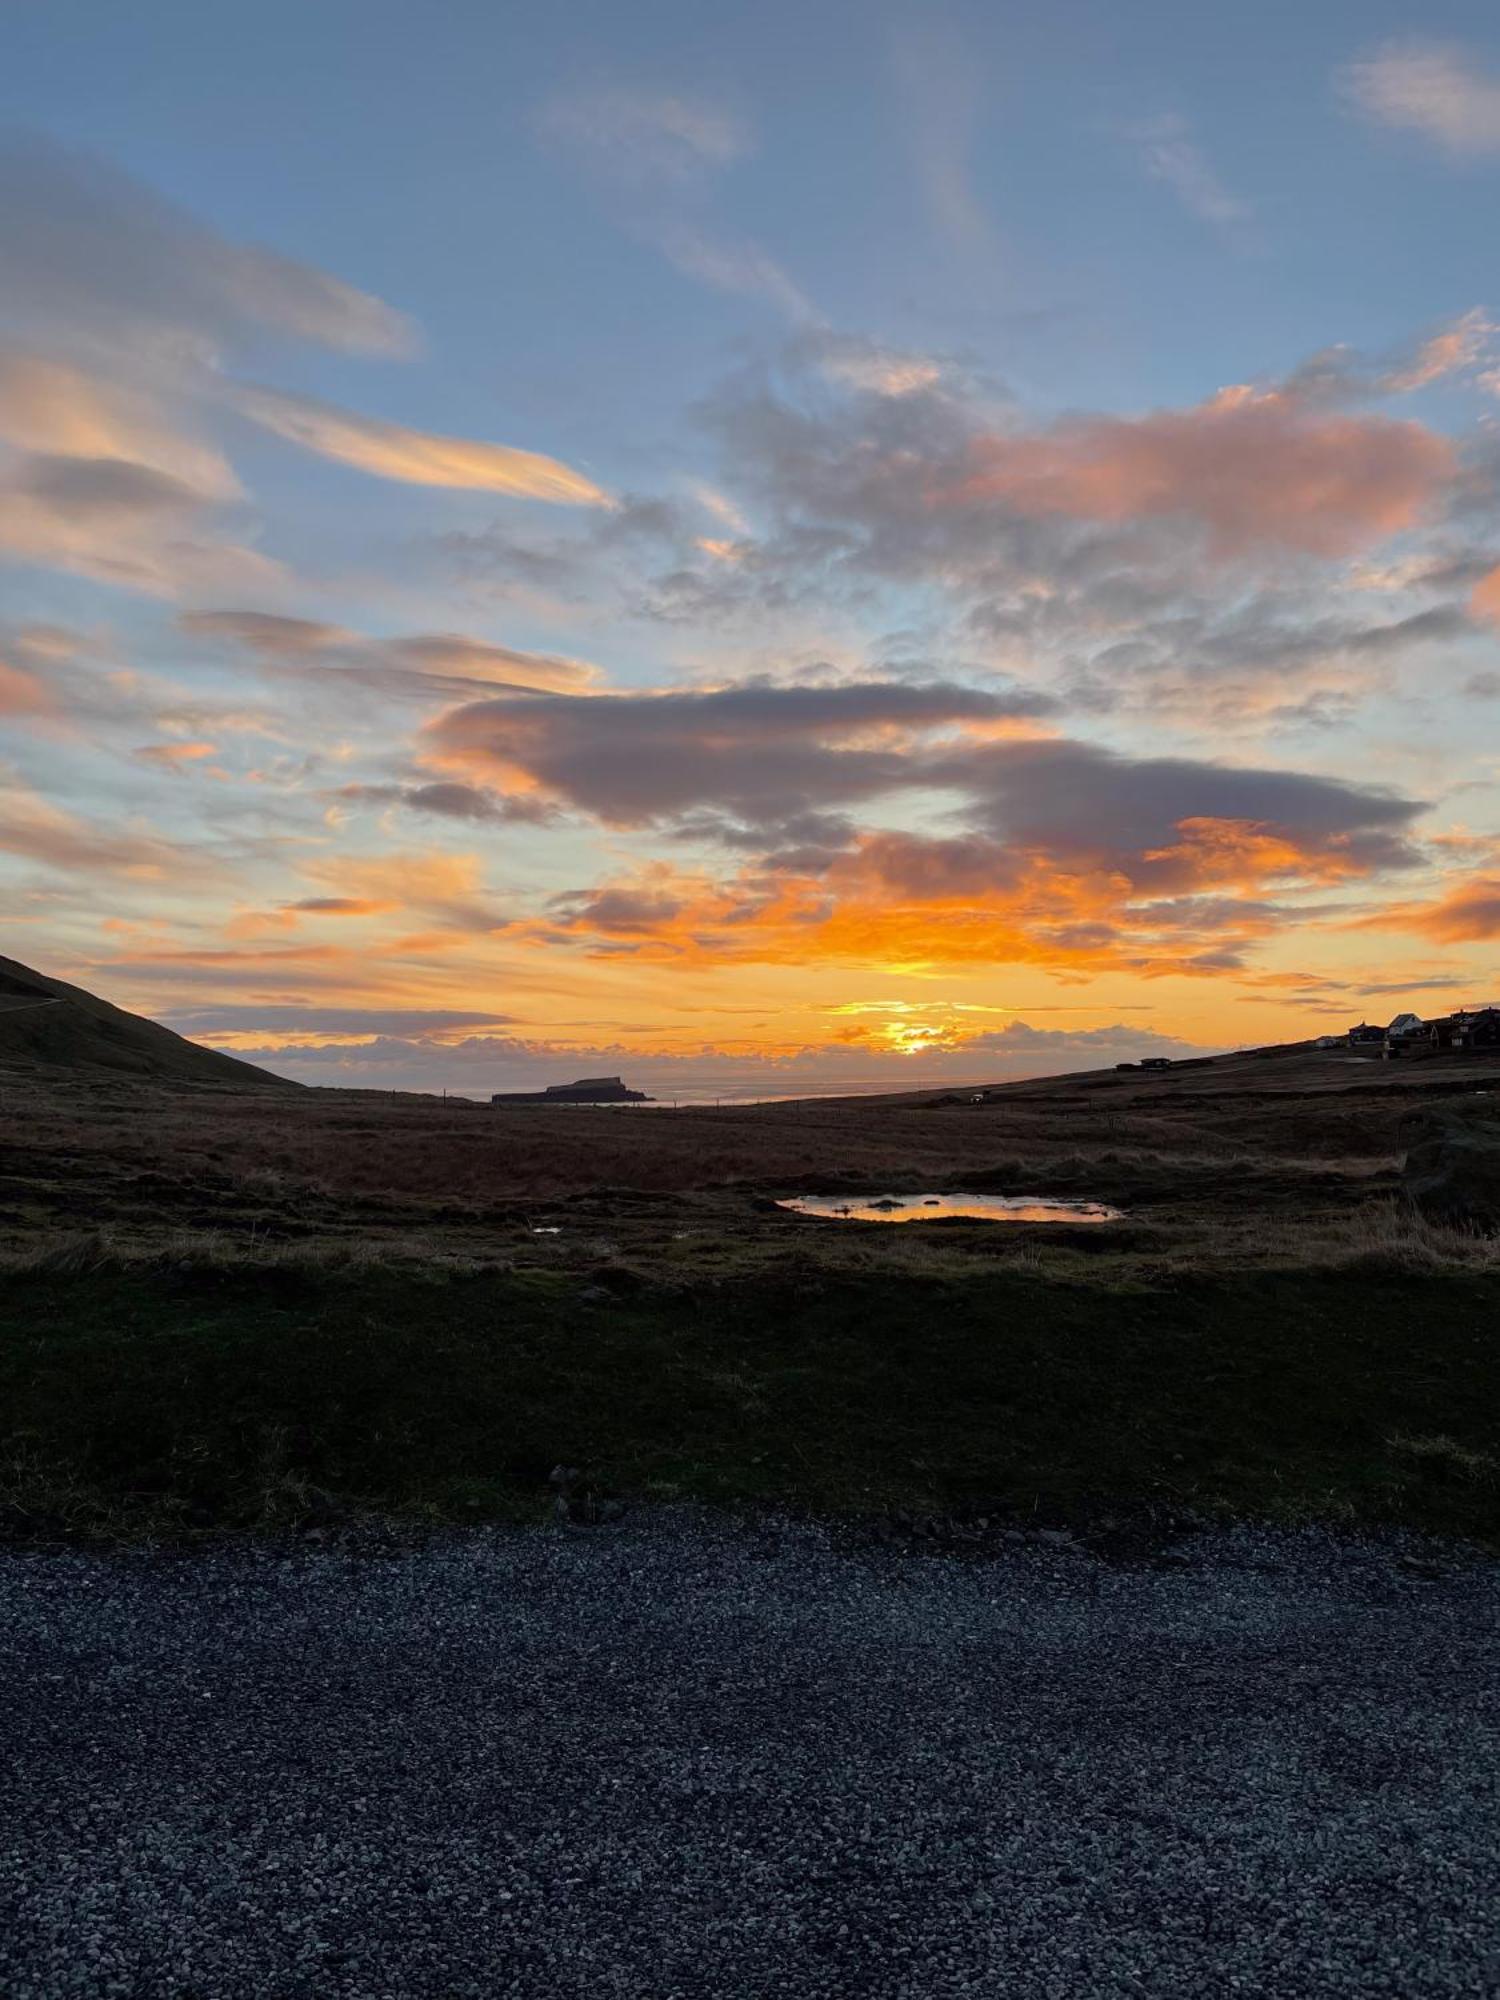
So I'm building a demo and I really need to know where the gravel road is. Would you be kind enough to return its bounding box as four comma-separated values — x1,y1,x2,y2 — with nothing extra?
2,1510,1498,1999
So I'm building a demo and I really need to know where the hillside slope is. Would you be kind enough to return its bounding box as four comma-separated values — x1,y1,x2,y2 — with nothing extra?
0,955,296,1088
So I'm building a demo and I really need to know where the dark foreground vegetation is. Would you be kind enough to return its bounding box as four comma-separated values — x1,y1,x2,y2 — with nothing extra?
4,1035,1499,1543
4,1260,1499,1544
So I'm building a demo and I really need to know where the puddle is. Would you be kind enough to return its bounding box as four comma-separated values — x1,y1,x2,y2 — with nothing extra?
776,1192,1123,1224
530,1226,562,1236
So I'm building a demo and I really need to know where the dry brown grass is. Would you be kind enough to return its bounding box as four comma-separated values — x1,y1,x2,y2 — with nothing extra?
1,1042,1495,1279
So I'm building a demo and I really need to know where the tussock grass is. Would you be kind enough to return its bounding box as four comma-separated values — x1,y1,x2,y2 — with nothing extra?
3,1263,1499,1544
4,1049,1498,1543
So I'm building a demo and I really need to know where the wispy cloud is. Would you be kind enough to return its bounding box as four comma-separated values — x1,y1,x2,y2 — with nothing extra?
534,89,750,185
181,609,600,694
229,384,611,503
536,86,815,322
1343,40,1500,157
1131,115,1253,230
889,21,1004,268
1383,307,1497,390
0,132,414,364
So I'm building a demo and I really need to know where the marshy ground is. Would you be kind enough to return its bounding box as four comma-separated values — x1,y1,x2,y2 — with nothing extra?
2,1039,1498,1541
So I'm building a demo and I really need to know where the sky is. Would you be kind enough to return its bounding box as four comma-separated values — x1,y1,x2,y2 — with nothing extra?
2,1,1500,1100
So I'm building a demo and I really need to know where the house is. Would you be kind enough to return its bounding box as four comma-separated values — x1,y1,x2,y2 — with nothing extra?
1427,1008,1500,1052
1347,1022,1385,1048
1139,1056,1173,1070
1455,1007,1500,1052
1382,1012,1429,1058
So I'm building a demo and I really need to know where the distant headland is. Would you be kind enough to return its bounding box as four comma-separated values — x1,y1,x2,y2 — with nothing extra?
489,1075,651,1105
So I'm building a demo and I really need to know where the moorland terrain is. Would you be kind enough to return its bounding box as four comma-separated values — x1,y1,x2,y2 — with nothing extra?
2,964,1499,1546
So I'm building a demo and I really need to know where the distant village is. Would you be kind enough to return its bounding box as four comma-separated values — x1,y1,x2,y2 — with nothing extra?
490,1009,1500,1113
1107,1003,1500,1077
1326,1005,1500,1057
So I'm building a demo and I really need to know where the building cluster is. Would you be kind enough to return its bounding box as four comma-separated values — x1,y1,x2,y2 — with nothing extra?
1336,1007,1500,1057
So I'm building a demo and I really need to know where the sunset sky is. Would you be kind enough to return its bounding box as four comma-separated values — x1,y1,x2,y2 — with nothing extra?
4,1,1500,1098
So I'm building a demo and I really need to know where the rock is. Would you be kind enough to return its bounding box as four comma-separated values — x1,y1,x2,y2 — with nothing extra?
1401,1104,1500,1230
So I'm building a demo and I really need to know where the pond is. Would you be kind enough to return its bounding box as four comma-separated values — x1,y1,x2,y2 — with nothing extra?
776,1192,1123,1224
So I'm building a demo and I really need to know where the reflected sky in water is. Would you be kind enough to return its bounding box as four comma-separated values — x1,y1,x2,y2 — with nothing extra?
777,1193,1122,1225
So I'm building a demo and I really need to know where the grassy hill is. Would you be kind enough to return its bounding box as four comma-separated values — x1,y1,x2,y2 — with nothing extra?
0,955,296,1089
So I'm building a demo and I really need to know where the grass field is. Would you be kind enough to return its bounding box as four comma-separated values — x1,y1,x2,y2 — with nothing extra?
3,1040,1498,1542
4,1262,1499,1545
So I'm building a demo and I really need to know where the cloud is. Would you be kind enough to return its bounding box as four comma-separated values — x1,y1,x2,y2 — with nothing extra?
134,740,219,774
890,21,1004,266
648,222,818,321
936,387,1454,558
944,738,1424,890
674,338,1477,733
951,1018,1199,1058
179,610,343,657
229,384,611,503
0,351,236,496
335,779,557,826
1131,115,1253,229
425,677,1055,829
0,773,198,878
0,142,607,594
0,656,52,717
421,668,1425,978
796,330,947,399
1384,308,1497,391
535,90,750,186
536,86,814,322
1343,41,1500,157
1467,564,1500,625
0,451,277,597
1362,876,1500,941
0,348,274,595
162,1004,520,1040
0,132,413,363
292,849,511,937
288,897,392,916
180,609,600,698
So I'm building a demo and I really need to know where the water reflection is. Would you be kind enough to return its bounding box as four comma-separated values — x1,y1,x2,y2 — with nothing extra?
776,1192,1122,1224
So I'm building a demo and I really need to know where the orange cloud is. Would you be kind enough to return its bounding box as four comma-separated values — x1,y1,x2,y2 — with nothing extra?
1469,566,1500,625
231,384,612,504
0,656,53,716
134,741,219,774
1357,876,1500,941
534,814,1340,979
1385,308,1495,391
0,353,275,596
934,388,1454,557
0,351,237,497
1139,817,1361,891
0,775,210,881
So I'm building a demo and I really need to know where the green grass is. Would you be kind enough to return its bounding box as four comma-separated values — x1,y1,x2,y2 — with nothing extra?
3,1263,1499,1542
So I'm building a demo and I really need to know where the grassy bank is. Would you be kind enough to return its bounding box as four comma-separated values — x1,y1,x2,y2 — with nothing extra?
3,1262,1499,1543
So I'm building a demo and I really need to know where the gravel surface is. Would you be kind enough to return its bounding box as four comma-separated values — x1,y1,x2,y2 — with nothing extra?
2,1510,1498,1998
